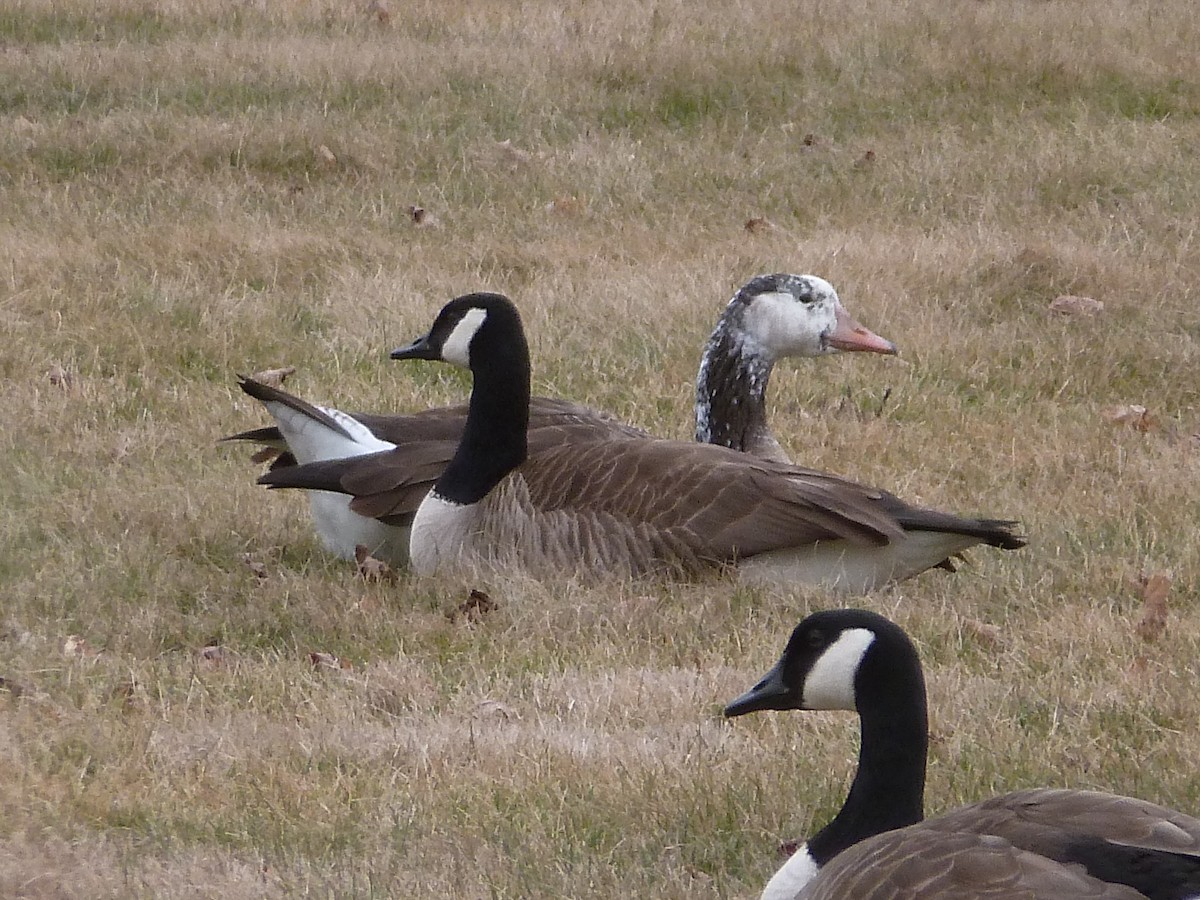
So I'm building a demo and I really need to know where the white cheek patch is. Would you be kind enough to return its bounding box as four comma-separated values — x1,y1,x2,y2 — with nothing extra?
441,307,488,368
802,628,875,711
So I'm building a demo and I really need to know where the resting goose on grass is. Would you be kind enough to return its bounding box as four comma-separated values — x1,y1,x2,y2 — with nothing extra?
226,274,897,566
725,609,1200,898
257,292,1024,588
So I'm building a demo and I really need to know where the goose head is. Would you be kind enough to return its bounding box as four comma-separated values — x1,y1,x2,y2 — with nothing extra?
695,276,896,459
720,274,897,362
724,608,923,719
724,609,929,894
391,292,529,373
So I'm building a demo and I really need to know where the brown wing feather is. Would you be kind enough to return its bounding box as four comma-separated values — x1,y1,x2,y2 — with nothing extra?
932,788,1200,857
495,437,906,559
808,826,1146,899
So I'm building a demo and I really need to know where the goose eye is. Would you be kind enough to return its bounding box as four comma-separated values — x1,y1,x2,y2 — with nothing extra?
805,628,825,647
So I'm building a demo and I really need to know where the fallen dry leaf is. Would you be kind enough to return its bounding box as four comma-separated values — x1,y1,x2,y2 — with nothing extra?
1101,404,1158,432
250,365,296,388
853,149,877,168
63,635,92,657
962,618,1004,649
495,139,532,167
250,446,283,464
47,364,76,390
1049,295,1104,316
744,216,775,234
355,545,397,583
316,144,338,168
447,588,498,623
198,645,226,668
474,698,515,720
545,195,584,216
409,205,439,227
310,651,352,671
1134,572,1171,643
242,553,268,579
366,0,390,24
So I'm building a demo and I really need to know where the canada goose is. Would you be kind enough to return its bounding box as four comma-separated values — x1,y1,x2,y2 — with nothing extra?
260,292,1024,588
226,274,896,565
724,609,1200,898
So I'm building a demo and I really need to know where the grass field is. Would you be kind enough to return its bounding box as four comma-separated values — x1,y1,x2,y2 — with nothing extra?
3,0,1200,896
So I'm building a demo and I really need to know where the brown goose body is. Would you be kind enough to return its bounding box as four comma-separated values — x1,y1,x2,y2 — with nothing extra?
724,609,1200,899
280,430,1015,584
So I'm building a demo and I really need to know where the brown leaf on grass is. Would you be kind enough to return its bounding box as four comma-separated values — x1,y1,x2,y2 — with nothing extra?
744,216,775,234
408,205,439,227
198,645,226,668
1101,404,1158,432
366,0,390,24
853,149,877,168
474,698,515,720
316,144,338,169
250,446,283,464
242,553,268,579
249,365,295,388
545,195,584,216
1134,572,1171,643
962,618,1004,649
310,651,352,671
110,677,140,707
355,545,397,583
1049,295,1104,316
63,635,94,657
0,675,28,698
778,838,801,858
447,588,497,623
47,364,77,390
495,139,532,167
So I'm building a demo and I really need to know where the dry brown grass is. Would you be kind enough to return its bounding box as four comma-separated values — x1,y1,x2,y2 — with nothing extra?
3,0,1200,896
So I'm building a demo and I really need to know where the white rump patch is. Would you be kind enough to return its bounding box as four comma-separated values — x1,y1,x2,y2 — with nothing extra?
802,628,875,711
261,399,394,465
761,843,820,900
442,306,488,368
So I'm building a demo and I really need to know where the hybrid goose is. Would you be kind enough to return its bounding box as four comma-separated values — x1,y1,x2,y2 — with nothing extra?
226,274,897,565
725,609,1200,898
259,292,1024,589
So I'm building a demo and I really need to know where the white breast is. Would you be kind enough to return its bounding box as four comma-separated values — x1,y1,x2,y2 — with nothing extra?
761,843,820,900
409,492,481,575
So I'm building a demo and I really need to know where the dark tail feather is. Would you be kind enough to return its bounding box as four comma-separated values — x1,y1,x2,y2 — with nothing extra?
234,376,354,441
219,425,283,446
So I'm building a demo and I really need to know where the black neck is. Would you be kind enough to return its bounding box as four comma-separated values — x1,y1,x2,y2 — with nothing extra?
806,653,928,866
694,321,774,452
434,328,531,505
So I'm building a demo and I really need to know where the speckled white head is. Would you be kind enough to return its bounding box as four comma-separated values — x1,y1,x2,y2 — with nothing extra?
739,276,842,360
802,627,875,710
441,306,488,368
